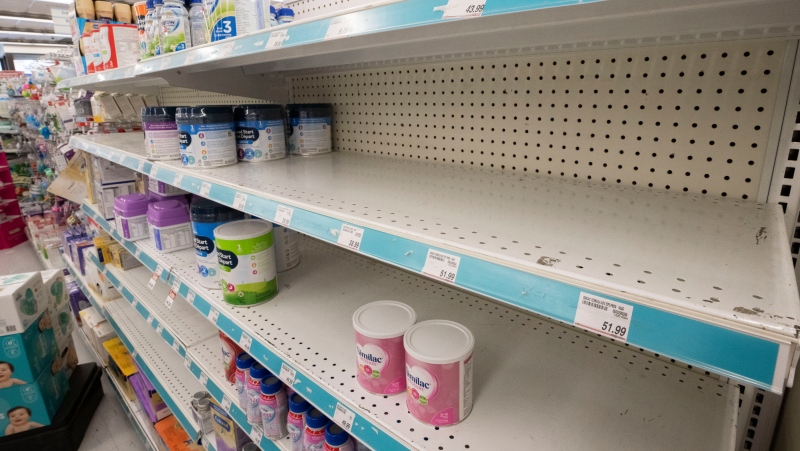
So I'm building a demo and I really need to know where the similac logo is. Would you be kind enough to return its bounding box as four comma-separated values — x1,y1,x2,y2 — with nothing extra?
405,365,438,405
356,343,387,378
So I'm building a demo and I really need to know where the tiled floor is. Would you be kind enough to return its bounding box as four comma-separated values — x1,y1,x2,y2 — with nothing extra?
0,243,146,451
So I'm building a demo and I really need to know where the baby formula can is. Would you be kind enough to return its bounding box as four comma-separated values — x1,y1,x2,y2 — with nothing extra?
191,198,244,288
247,362,270,425
272,223,300,272
147,200,193,253
287,394,310,451
142,107,181,160
148,175,187,195
303,408,329,451
235,352,254,408
176,106,238,168
324,423,355,451
234,105,287,162
113,193,152,241
287,104,332,156
404,320,474,426
260,376,288,439
214,220,278,307
220,330,244,383
352,301,416,395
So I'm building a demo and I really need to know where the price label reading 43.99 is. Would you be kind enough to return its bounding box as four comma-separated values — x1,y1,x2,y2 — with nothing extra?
573,292,634,342
436,0,487,19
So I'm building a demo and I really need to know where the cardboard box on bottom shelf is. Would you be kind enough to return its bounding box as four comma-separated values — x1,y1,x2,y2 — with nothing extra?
84,254,120,302
130,363,170,423
155,415,204,451
78,307,116,365
103,337,137,401
0,356,69,437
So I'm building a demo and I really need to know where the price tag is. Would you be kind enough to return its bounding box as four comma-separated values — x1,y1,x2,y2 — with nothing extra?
172,341,180,353
266,30,288,49
274,205,293,226
147,315,154,325
221,396,232,412
573,292,634,342
132,350,138,359
124,67,135,77
148,265,163,289
233,192,247,210
156,324,164,335
325,17,351,40
333,403,355,432
199,182,211,197
220,42,234,57
172,279,181,292
132,298,139,308
279,363,296,385
185,52,198,65
239,332,252,352
249,428,263,444
186,290,196,305
208,308,219,324
173,173,183,187
421,249,461,284
159,57,172,70
435,0,486,19
150,166,158,178
337,224,364,251
165,290,176,309
137,160,145,172
135,249,141,258
184,356,192,369
199,373,208,387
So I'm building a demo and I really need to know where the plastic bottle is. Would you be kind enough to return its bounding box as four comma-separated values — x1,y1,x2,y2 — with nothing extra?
260,376,288,439
158,0,191,54
235,352,254,409
247,362,271,425
189,0,206,46
303,408,329,451
150,0,164,56
276,7,294,25
287,394,310,451
269,5,278,26
141,0,156,59
324,423,355,451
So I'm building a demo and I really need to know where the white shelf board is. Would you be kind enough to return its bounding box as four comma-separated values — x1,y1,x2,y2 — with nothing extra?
85,200,740,451
75,132,800,394
57,0,800,95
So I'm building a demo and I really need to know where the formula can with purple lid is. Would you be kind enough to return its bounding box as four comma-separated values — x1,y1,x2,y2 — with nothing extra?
142,107,181,160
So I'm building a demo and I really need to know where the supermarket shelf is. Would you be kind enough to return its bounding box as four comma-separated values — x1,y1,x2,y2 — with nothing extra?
56,0,800,95
85,199,740,451
74,132,800,394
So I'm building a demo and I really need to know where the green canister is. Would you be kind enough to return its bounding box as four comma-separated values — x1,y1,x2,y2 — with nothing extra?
214,220,278,307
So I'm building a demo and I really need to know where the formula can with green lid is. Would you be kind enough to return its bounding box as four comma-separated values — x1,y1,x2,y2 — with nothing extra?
215,220,278,307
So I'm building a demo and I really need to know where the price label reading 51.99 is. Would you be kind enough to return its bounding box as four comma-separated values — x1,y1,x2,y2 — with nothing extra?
573,292,634,342
421,249,461,284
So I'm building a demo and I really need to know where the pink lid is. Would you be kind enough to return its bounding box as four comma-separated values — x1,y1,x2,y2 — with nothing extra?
113,193,151,217
147,200,190,227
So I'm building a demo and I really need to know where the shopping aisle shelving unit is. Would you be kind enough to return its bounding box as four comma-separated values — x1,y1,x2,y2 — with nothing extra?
73,131,800,396
82,200,740,451
65,254,218,451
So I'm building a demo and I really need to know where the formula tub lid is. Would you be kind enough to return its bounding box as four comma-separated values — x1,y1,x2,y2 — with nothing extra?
147,200,190,227
113,193,151,216
353,300,416,339
403,320,474,365
214,219,272,241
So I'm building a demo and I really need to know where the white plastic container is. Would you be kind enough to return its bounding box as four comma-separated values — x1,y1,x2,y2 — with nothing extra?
148,200,193,253
272,223,300,272
353,301,416,395
114,193,152,241
404,320,474,426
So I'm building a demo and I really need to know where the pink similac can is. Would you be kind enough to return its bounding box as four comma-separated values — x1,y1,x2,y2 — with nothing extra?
352,301,417,395
404,320,474,426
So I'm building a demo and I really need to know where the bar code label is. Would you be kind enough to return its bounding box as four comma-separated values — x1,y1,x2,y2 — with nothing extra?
573,292,634,342
436,0,486,18
325,17,351,40
280,363,296,385
172,341,180,353
233,192,247,210
186,290,196,305
132,299,138,308
150,166,158,178
156,324,164,335
221,396,232,412
421,249,461,284
165,290,175,309
147,315,154,325
333,403,355,432
266,30,288,48
137,160,145,172
199,182,211,197
239,333,252,352
199,373,208,387
249,428,263,444
274,205,293,226
337,224,364,251
184,356,192,369
208,308,219,324
148,265,163,289
173,173,183,187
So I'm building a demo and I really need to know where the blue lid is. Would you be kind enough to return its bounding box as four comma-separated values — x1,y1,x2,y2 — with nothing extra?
190,0,202,4
154,0,163,5
146,0,155,8
260,376,283,395
325,423,351,447
250,362,270,379
235,352,253,370
270,5,276,14
305,408,329,429
288,394,310,414
276,7,294,17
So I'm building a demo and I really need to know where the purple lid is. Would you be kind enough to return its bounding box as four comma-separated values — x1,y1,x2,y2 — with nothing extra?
114,193,151,217
147,200,190,227
149,191,189,204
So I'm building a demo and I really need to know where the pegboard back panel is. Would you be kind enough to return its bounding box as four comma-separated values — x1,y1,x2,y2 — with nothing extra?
159,87,273,106
286,0,380,21
291,39,789,200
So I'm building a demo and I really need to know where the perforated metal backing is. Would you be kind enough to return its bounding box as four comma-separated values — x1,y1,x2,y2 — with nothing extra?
291,39,789,199
286,0,379,20
160,87,272,107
